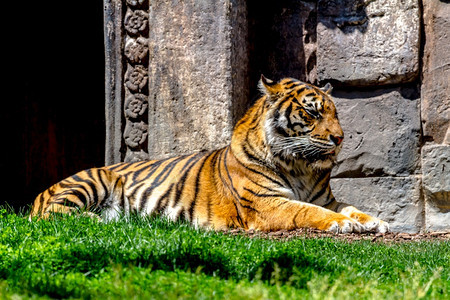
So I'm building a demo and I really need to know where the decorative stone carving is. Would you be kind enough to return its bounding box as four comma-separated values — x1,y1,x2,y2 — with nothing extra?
125,37,149,64
124,149,150,163
122,2,150,161
124,121,148,148
125,64,148,92
125,93,148,119
124,9,148,36
126,0,147,8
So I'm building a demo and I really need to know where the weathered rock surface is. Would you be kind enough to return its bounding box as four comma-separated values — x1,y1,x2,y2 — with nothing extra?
421,145,450,231
331,86,421,178
421,0,450,144
445,127,450,145
147,0,248,159
330,177,423,233
317,0,420,86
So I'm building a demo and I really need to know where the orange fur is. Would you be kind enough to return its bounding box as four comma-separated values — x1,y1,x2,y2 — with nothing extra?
30,77,389,233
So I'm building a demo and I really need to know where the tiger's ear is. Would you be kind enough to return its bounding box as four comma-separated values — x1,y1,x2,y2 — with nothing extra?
259,75,279,98
320,82,333,94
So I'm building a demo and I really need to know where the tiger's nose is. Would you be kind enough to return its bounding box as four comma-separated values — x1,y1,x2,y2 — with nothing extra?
330,135,343,146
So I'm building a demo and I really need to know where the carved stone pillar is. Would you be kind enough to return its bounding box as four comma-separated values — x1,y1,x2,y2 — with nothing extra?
104,0,248,164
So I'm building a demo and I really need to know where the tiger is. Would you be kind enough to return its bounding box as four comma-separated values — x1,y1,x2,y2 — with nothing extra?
30,76,389,233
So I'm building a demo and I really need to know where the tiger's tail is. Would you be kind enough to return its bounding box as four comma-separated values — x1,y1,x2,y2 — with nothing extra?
29,168,126,221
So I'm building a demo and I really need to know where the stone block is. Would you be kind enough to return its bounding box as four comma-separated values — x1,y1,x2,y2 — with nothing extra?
317,0,420,86
330,177,423,233
147,0,248,159
331,87,421,178
421,145,450,232
445,127,450,145
421,1,450,144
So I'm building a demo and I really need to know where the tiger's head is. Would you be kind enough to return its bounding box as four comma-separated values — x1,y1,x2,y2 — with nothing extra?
259,76,344,170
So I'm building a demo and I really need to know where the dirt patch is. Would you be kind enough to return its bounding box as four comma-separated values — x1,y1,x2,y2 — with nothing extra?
223,228,450,243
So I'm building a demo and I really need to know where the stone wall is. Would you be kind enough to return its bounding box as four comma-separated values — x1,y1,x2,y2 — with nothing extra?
104,0,449,232
420,0,450,232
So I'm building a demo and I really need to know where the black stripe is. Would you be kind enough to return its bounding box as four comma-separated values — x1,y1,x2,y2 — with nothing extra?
277,94,296,109
155,183,175,213
217,149,230,194
97,170,110,208
241,204,259,213
294,87,308,97
247,177,279,193
85,170,100,205
240,197,253,203
308,172,330,203
221,148,245,227
47,186,56,197
232,154,287,188
108,162,132,172
292,210,300,228
232,202,245,228
223,148,242,202
309,185,328,204
290,98,301,107
323,196,336,208
275,171,294,191
243,142,263,165
285,103,294,128
247,108,263,130
151,156,187,187
286,81,302,89
75,184,93,207
132,159,168,183
275,125,290,137
234,145,294,191
283,80,296,86
111,175,125,211
127,158,176,202
243,187,283,198
172,152,210,206
72,173,98,207
206,149,223,223
56,188,88,207
188,151,216,221
139,155,190,210
48,199,80,208
58,182,89,207
320,189,334,207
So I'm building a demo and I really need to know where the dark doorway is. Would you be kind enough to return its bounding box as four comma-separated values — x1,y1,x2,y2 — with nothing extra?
2,1,105,212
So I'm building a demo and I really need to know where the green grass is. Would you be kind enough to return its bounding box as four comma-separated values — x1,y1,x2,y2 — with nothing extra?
0,207,448,299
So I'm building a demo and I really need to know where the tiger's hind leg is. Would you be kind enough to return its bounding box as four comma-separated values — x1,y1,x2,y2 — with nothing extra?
29,168,127,222
33,201,102,221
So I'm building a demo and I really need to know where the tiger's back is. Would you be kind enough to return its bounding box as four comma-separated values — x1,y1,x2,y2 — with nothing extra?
30,76,390,233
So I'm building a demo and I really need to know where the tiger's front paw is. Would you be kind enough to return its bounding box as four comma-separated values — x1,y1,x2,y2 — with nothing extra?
362,219,390,233
325,216,365,234
340,206,390,233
